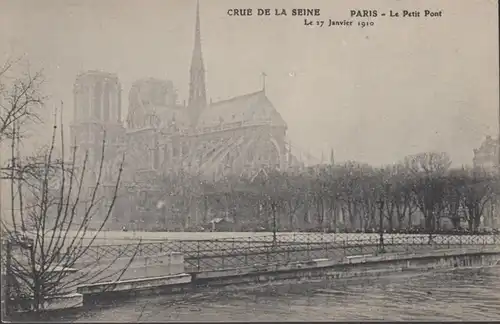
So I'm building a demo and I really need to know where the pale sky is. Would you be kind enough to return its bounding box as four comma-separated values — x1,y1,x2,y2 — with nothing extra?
1,0,498,166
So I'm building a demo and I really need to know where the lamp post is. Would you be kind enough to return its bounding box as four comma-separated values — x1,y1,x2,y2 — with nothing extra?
260,171,278,246
271,195,277,246
428,211,434,245
378,197,385,253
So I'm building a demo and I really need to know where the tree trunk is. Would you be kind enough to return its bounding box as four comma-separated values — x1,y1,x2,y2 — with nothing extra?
332,202,338,231
386,206,394,232
33,279,41,312
425,210,434,231
349,203,356,231
303,197,310,224
473,208,481,230
397,211,404,230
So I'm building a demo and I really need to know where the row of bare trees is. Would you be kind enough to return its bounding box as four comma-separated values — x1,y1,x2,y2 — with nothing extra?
152,152,498,233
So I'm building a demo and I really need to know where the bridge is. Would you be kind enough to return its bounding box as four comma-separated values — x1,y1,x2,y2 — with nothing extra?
78,232,499,272
3,232,499,315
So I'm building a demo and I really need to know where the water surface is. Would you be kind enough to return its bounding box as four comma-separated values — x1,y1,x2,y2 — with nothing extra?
66,266,500,322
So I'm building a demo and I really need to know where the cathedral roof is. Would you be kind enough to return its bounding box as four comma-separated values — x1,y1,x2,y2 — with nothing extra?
197,90,287,129
154,106,191,129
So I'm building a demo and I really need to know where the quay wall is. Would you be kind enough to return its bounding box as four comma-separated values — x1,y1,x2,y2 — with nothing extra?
77,247,500,302
74,252,184,282
193,248,500,288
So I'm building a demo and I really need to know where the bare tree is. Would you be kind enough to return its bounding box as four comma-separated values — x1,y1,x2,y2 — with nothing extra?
404,151,452,175
0,58,45,143
459,167,498,231
282,173,307,230
157,169,205,230
1,113,140,314
337,162,361,231
442,168,466,229
361,169,382,231
405,152,452,231
390,163,418,230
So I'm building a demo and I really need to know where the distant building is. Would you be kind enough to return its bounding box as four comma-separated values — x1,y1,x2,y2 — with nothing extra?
473,135,498,172
472,135,499,229
69,3,297,230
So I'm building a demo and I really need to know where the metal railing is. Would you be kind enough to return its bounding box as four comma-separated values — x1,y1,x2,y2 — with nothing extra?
183,234,499,271
78,233,499,271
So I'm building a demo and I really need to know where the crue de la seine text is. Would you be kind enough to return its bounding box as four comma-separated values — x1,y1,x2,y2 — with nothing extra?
225,8,444,29
227,8,320,16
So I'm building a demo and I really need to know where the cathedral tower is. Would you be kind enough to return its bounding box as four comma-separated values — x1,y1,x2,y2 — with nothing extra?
187,1,207,125
73,71,122,124
70,71,124,166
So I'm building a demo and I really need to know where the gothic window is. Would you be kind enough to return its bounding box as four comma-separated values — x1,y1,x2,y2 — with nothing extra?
103,83,111,122
138,191,147,207
74,91,79,121
153,146,160,170
117,93,122,122
109,85,115,122
247,145,255,162
182,143,189,156
86,86,92,119
173,145,179,158
164,144,170,162
269,144,279,165
93,83,102,120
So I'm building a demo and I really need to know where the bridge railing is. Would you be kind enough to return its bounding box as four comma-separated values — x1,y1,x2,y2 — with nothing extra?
184,234,500,271
78,233,499,270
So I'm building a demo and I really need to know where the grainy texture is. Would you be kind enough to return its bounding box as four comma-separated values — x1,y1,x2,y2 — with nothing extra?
1,0,498,321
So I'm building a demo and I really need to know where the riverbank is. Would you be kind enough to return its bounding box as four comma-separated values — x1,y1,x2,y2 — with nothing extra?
64,266,500,322
74,247,500,302
9,258,500,322
6,246,499,322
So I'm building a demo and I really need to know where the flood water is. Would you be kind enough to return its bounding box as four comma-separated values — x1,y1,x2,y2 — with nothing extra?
57,265,500,322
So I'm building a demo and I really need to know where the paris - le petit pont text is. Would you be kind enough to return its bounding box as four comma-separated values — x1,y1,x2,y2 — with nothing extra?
226,8,444,28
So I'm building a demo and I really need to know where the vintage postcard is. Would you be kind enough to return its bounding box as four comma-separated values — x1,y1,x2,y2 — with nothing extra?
0,0,499,322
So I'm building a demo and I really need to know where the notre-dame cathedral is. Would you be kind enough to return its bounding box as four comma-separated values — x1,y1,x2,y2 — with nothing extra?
69,2,298,230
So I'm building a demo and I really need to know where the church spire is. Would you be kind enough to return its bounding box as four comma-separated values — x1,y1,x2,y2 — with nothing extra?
188,0,207,114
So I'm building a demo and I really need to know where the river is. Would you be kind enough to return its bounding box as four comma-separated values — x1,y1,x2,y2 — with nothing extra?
54,265,500,322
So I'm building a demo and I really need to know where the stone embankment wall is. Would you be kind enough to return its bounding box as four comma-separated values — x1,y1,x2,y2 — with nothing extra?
77,247,500,301
193,248,500,288
74,252,184,282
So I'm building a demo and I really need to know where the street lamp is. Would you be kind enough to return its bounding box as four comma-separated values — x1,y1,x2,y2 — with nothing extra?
268,194,278,245
428,211,434,245
378,197,385,253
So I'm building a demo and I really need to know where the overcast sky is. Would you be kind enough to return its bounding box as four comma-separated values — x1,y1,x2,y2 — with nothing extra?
1,0,498,166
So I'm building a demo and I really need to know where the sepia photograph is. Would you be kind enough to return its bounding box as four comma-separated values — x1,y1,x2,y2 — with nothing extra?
0,0,499,321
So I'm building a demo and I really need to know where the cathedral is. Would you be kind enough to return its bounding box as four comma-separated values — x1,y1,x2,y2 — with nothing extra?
69,3,295,230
